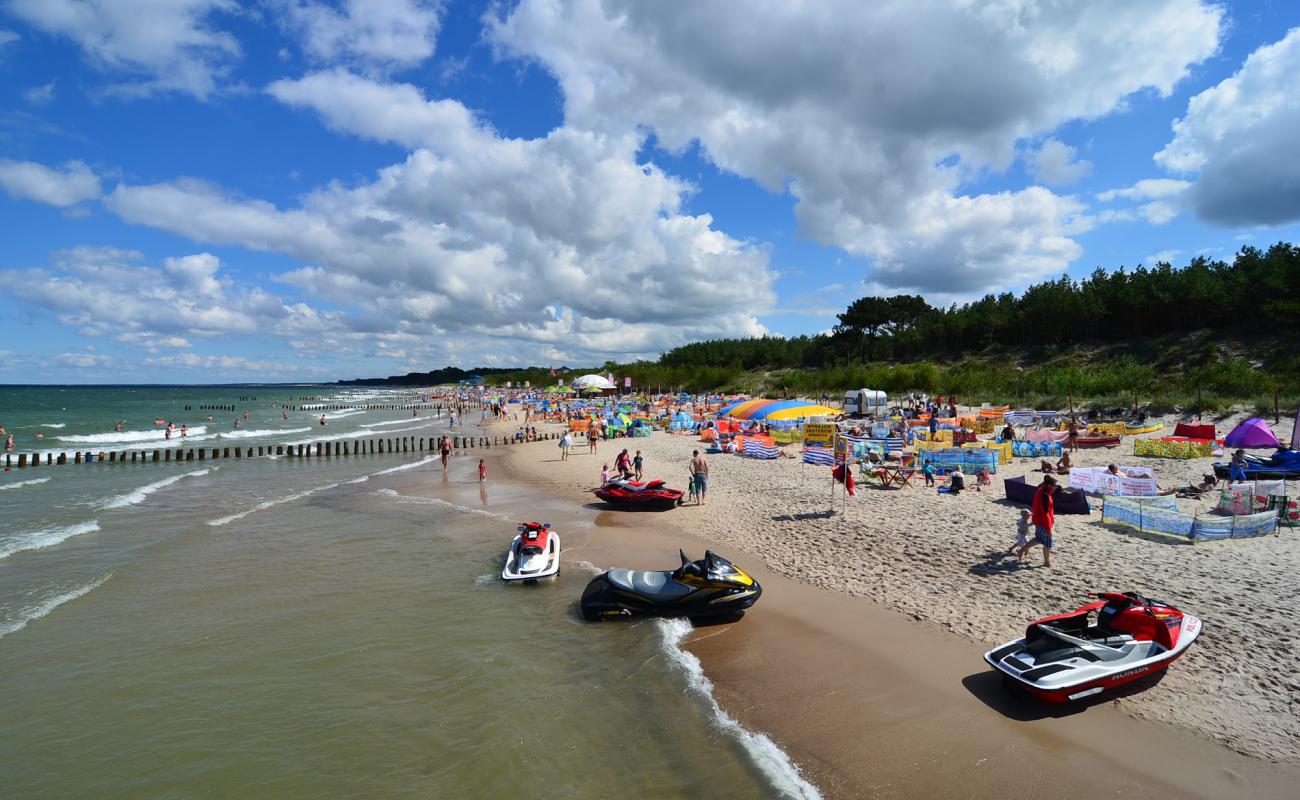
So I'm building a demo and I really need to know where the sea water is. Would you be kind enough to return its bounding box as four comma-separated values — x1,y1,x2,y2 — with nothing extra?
0,386,815,798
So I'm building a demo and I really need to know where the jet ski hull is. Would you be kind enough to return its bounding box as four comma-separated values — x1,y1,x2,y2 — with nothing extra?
984,593,1201,703
592,486,684,510
579,550,761,621
502,532,560,582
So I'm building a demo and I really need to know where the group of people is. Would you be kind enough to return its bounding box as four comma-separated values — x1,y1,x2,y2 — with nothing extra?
600,448,646,484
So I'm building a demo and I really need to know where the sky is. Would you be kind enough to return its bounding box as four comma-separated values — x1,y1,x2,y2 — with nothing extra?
1,1,1300,384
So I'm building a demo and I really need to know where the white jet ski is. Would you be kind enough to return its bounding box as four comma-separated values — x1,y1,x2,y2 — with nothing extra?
502,522,560,582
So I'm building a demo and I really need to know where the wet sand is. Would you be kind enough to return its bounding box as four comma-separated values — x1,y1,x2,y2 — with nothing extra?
485,417,1300,799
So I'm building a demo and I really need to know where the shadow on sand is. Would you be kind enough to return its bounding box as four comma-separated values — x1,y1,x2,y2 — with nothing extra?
962,667,1168,721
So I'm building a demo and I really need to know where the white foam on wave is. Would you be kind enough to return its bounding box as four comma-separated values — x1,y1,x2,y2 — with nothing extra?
0,520,100,560
361,418,425,428
40,423,66,428
57,426,209,445
285,422,432,446
373,488,507,519
0,476,52,491
207,480,342,527
372,455,435,476
656,618,822,800
100,468,213,510
218,427,311,440
316,408,367,419
0,574,111,639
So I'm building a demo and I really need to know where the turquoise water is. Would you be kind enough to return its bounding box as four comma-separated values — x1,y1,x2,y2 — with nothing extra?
0,386,816,798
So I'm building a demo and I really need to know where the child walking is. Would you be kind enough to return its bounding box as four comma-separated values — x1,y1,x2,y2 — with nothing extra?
600,464,610,485
1011,509,1031,559
686,468,698,504
478,458,487,483
922,460,936,487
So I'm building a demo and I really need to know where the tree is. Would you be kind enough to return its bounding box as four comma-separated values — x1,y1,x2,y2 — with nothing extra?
835,296,894,361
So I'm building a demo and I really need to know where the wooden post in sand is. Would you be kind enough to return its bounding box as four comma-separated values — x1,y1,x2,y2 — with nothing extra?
16,454,26,467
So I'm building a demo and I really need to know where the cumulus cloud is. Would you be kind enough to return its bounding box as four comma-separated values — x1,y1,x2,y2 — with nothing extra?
4,0,240,98
1026,139,1092,185
0,158,101,206
99,70,774,362
488,0,1221,292
0,29,18,47
1157,28,1300,227
1096,178,1191,225
275,0,441,72
0,246,332,348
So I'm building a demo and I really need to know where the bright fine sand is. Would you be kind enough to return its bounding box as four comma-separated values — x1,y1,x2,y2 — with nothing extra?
489,411,1300,799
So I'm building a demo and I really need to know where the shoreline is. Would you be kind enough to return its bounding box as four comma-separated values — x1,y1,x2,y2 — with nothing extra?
488,417,1300,799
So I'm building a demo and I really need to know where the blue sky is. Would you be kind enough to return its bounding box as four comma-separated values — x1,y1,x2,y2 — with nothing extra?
2,1,1299,383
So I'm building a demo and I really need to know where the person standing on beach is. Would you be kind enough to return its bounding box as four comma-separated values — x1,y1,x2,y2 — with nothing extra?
478,458,487,483
1067,419,1079,453
588,423,599,455
633,450,644,481
559,431,572,460
440,435,452,470
616,448,632,479
1018,475,1058,567
689,450,709,505
928,414,938,440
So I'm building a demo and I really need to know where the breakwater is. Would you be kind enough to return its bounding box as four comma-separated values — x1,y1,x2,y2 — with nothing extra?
4,432,557,469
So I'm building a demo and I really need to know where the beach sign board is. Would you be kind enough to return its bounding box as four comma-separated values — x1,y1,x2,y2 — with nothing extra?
804,423,836,448
624,376,632,388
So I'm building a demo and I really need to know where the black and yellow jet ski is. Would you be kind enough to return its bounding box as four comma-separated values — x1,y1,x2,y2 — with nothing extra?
579,549,761,621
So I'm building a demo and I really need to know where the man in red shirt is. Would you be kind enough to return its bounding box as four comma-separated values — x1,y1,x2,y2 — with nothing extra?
1018,474,1058,568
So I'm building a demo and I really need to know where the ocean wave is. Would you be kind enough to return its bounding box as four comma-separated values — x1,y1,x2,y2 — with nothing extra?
0,520,100,560
100,468,212,509
57,426,209,445
373,488,507,519
361,418,426,428
218,427,311,440
372,455,435,475
657,618,822,800
284,422,432,446
40,423,66,428
0,574,111,639
0,476,52,491
207,481,341,527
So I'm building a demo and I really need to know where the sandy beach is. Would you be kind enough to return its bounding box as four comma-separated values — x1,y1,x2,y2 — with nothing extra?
484,411,1300,798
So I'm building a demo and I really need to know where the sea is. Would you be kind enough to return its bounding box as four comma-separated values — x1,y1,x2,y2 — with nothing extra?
0,385,818,799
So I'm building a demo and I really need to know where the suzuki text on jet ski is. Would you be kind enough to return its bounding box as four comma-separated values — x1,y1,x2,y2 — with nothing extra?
984,592,1201,703
592,478,684,510
502,522,560,582
580,549,761,621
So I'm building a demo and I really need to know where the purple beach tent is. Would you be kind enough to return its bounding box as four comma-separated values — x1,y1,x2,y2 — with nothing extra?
1223,418,1281,449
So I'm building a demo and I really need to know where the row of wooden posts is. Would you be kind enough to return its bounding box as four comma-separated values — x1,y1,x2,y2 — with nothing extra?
3,432,560,469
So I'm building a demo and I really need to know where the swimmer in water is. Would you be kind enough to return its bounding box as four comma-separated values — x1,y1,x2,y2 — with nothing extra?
180,425,188,437
282,411,288,420
319,415,327,426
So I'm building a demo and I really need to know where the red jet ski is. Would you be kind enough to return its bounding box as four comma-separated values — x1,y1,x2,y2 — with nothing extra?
984,592,1202,703
593,478,684,510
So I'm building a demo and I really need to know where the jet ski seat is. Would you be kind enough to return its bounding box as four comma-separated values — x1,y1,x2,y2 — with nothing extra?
607,569,694,601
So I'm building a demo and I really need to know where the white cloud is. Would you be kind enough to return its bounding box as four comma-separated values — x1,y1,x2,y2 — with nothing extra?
1095,178,1190,225
1026,138,1092,185
488,0,1222,293
0,158,101,206
0,28,18,47
0,246,332,349
276,0,441,72
1156,27,1300,227
267,68,475,149
24,80,56,104
4,0,240,98
100,71,774,362
1144,249,1180,265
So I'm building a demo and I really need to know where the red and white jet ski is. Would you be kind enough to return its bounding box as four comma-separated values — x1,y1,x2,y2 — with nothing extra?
502,522,559,582
984,592,1202,703
592,478,684,510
